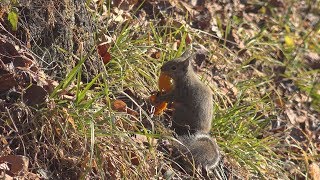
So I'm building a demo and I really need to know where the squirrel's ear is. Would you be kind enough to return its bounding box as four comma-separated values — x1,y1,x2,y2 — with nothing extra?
182,57,191,70
181,48,192,59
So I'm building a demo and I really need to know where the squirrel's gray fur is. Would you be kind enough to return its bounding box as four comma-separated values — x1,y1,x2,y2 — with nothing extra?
156,50,213,135
156,49,220,174
171,133,220,175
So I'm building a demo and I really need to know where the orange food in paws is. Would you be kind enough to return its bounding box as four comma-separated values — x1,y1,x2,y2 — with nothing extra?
154,101,168,115
149,73,173,115
158,72,173,93
149,94,168,115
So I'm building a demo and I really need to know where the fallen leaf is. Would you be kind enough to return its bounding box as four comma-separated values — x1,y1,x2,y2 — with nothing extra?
0,161,10,171
284,35,294,48
0,136,8,145
115,117,136,131
97,43,108,56
43,79,59,94
309,162,320,180
304,51,320,69
12,55,34,68
61,94,75,101
285,108,307,125
172,40,179,51
269,0,285,7
23,85,48,106
126,107,139,116
81,154,90,170
0,172,13,180
102,52,111,64
151,51,161,59
8,10,18,31
55,127,61,137
274,97,285,108
97,43,111,64
0,41,19,64
25,172,41,179
0,155,29,176
106,156,117,179
30,66,38,73
0,73,16,93
185,33,192,45
113,0,138,11
81,154,97,171
112,99,139,117
129,151,140,166
112,99,127,112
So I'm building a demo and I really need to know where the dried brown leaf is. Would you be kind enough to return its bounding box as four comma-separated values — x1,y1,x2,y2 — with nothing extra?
309,162,320,180
106,156,118,179
129,151,140,166
0,73,16,93
304,52,320,70
23,85,48,106
97,43,111,64
112,99,127,112
0,155,29,176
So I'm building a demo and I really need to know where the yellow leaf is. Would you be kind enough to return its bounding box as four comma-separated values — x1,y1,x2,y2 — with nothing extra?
8,10,18,31
284,35,294,47
259,7,266,14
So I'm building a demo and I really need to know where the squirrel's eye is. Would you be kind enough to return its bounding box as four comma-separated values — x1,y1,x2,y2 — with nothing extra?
171,66,177,70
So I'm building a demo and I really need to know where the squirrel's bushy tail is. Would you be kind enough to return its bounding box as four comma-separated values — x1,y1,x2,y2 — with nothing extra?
172,133,221,174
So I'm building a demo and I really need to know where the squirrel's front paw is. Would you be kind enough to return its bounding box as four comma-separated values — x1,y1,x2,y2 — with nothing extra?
154,92,165,104
149,92,166,104
149,92,161,105
149,92,168,115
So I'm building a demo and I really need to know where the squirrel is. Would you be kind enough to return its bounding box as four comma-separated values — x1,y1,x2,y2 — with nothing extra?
155,49,213,136
154,49,220,175
171,133,221,174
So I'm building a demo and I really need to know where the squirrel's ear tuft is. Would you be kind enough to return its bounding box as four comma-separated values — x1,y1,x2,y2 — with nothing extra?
181,48,192,59
182,57,191,70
